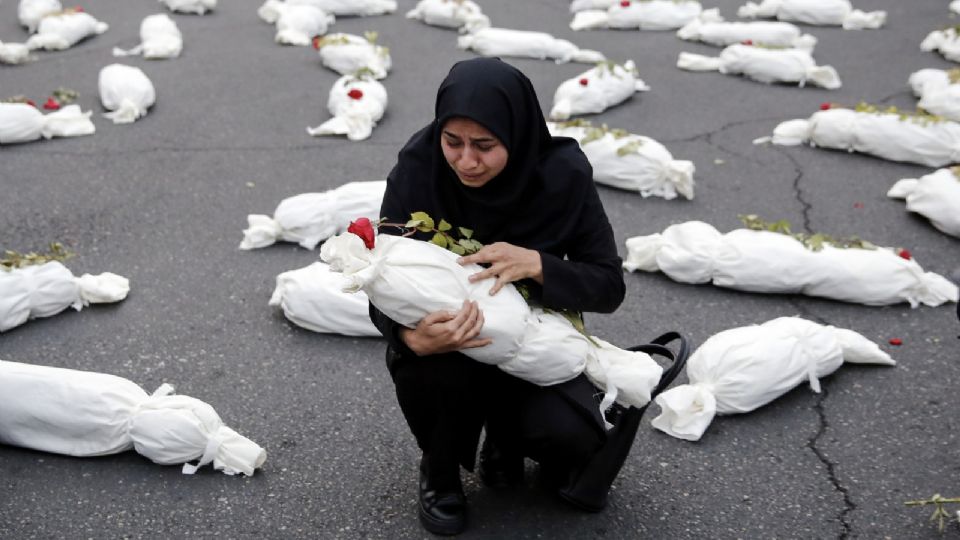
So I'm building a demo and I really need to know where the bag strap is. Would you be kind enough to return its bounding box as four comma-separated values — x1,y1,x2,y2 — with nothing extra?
627,331,690,397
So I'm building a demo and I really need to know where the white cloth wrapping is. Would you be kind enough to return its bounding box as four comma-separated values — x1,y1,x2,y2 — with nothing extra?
112,13,182,59
952,0,960,15
754,108,960,167
887,168,960,238
623,220,959,307
315,33,391,79
98,64,156,125
908,68,960,122
737,0,885,29
297,0,396,16
677,44,840,89
405,0,490,33
18,0,61,33
239,180,386,250
0,261,129,332
161,0,216,14
570,0,616,12
269,262,380,336
0,103,95,144
457,27,606,64
570,0,702,31
921,28,960,64
547,121,695,199
260,1,336,46
549,60,650,120
650,317,895,441
0,360,267,475
25,11,109,51
306,74,387,141
676,8,817,51
320,232,663,408
0,41,31,64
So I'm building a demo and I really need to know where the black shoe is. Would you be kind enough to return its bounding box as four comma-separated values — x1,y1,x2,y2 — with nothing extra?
478,437,523,489
419,460,466,535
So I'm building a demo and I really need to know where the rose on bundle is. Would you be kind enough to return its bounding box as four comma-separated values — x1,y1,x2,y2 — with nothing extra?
112,13,183,59
161,0,216,15
570,0,703,32
887,168,960,239
25,8,109,51
405,0,490,33
921,26,960,64
457,27,605,64
98,64,156,124
677,42,840,89
737,0,885,30
676,8,817,51
306,70,387,141
313,32,391,79
549,60,649,121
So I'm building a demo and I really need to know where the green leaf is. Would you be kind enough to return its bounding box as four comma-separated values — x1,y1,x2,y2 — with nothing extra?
616,140,643,157
405,219,424,228
430,233,447,248
458,227,473,239
438,219,452,232
450,244,466,256
410,211,434,230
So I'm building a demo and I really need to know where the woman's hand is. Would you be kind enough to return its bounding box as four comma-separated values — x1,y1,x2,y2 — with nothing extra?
458,242,543,296
399,300,491,356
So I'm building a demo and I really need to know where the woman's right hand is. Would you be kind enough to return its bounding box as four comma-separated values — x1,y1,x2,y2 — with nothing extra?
399,300,491,356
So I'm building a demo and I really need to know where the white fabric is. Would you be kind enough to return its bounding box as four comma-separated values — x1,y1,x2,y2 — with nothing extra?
112,14,182,59
161,0,216,14
677,44,840,89
624,220,959,307
909,68,960,122
0,360,266,475
315,33,391,79
18,0,61,33
320,232,662,406
25,11,108,51
262,1,335,46
887,168,960,238
269,262,380,336
306,74,387,141
547,121,694,199
0,103,95,145
98,64,156,125
676,8,816,51
737,0,885,29
921,28,960,64
0,41,31,64
549,60,649,120
570,0,702,31
296,0,395,16
0,262,129,332
952,0,960,15
570,0,615,12
650,317,895,441
457,27,606,64
406,0,490,33
239,180,386,250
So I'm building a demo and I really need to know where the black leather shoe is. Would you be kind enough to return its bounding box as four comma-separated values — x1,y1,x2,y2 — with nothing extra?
478,437,523,489
419,461,466,535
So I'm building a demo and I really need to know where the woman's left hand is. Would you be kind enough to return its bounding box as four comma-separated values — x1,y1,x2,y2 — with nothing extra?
458,242,543,296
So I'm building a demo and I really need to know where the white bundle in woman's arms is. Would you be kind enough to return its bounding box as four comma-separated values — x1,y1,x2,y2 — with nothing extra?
921,28,960,64
888,168,960,239
457,27,605,64
549,60,649,121
270,262,380,336
737,0,885,30
18,0,61,33
314,33,391,79
571,0,702,31
406,0,490,33
623,220,958,307
161,0,216,15
547,120,694,200
26,10,108,51
307,74,387,141
677,8,816,50
0,360,266,475
651,317,894,441
909,69,960,122
113,13,182,59
0,103,94,144
678,43,840,89
99,64,156,125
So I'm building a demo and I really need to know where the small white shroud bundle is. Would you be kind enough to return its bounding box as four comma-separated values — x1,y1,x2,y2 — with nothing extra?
98,64,157,125
909,69,960,122
18,0,61,33
676,8,816,51
623,220,959,307
314,33,391,79
0,41,31,64
259,1,336,46
457,27,606,64
921,27,960,64
405,0,490,33
547,120,694,200
301,0,396,16
307,73,387,141
321,232,663,410
0,360,267,475
240,180,386,250
270,262,380,336
0,261,129,332
161,0,216,15
677,43,840,89
737,0,885,30
887,168,960,239
650,317,895,441
570,0,703,31
0,103,95,144
549,60,649,121
112,13,183,59
754,106,960,167
25,10,109,51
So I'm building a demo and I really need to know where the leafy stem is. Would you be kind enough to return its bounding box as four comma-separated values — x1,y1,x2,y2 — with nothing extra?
738,214,879,252
905,494,960,533
1,242,74,271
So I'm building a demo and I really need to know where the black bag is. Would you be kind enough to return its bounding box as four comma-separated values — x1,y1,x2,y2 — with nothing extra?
558,331,690,512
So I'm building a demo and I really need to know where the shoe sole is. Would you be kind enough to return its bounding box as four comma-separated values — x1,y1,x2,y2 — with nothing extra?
418,505,466,536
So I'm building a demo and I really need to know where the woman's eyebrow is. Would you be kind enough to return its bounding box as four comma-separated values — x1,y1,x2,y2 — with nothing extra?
443,130,496,143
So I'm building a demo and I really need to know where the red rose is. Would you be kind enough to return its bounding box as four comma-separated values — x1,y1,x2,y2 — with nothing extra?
347,217,375,249
26,99,37,108
42,97,60,110
312,36,322,50
579,78,589,86
741,39,753,46
819,102,831,111
897,248,911,260
74,6,84,12
853,201,864,209
347,88,363,100
888,338,903,346
620,0,630,6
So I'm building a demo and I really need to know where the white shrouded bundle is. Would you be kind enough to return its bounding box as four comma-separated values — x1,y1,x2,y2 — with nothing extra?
754,107,960,167
269,262,380,336
549,60,649,121
909,69,960,122
98,64,156,125
0,41,31,64
112,14,183,59
314,33,391,79
161,0,216,15
258,1,336,46
547,121,695,200
25,11,109,51
651,317,895,441
676,8,817,51
307,74,387,141
239,180,386,250
677,44,840,89
301,0,396,16
921,28,960,64
623,220,959,307
887,168,960,239
0,103,95,144
570,0,616,12
737,0,885,30
18,0,61,33
405,0,490,33
320,232,663,410
0,360,266,476
457,27,606,64
952,1,960,15
0,261,129,332
570,0,702,31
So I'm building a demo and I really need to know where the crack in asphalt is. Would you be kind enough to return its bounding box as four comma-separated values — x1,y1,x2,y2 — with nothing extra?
659,115,795,166
807,386,855,539
772,146,813,233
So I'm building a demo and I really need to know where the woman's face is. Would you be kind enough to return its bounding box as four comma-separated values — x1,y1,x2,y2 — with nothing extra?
440,117,509,188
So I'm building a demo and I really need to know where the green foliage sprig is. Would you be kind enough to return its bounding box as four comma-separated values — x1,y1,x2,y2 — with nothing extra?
52,87,78,105
851,101,946,126
2,95,32,105
593,60,638,79
951,166,960,180
738,214,878,252
906,494,960,533
1,242,74,272
948,68,960,85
